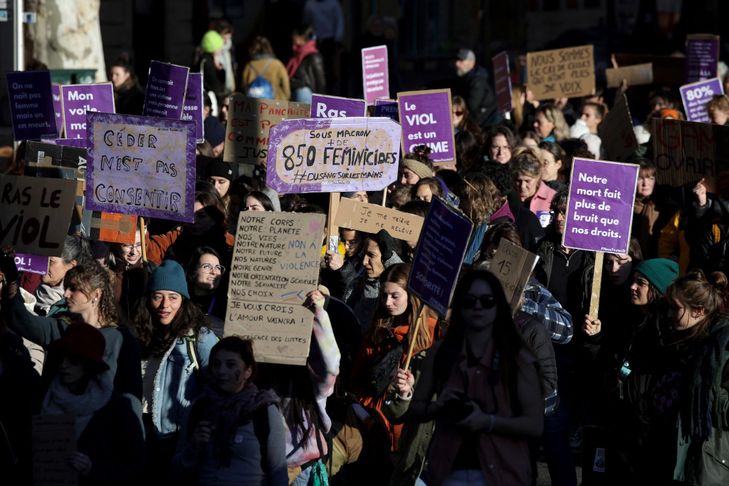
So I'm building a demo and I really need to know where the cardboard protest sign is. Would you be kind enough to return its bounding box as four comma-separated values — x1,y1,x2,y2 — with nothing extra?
605,63,653,88
60,83,115,141
408,196,473,316
374,99,398,121
526,45,594,101
311,94,367,118
223,95,309,167
651,118,729,186
333,197,423,242
492,51,512,113
182,73,205,143
6,71,57,140
680,78,724,123
143,60,189,119
225,211,325,365
397,89,456,164
51,83,63,137
563,158,639,254
598,93,638,162
86,112,196,222
266,117,401,193
0,175,76,256
613,53,685,85
686,34,720,83
15,253,49,275
32,414,77,486
491,240,539,312
362,45,389,104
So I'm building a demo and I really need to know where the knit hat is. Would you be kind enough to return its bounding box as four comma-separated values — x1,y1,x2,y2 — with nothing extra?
201,30,224,54
402,158,433,181
373,229,396,261
204,116,226,147
634,258,679,296
50,322,109,373
147,260,190,299
207,159,234,182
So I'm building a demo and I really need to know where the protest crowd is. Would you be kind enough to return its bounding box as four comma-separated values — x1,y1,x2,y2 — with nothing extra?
3,5,729,486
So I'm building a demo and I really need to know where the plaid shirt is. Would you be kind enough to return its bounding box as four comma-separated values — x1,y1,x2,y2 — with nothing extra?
521,277,573,344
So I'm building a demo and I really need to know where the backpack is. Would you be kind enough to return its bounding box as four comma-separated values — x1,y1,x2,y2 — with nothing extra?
246,60,274,99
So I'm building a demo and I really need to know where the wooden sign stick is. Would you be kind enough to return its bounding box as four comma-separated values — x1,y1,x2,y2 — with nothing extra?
403,302,426,370
326,193,341,252
588,251,604,320
139,216,147,263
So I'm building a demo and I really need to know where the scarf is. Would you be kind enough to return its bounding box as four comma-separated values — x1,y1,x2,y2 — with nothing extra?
41,374,114,438
201,383,279,466
286,40,319,77
35,283,65,315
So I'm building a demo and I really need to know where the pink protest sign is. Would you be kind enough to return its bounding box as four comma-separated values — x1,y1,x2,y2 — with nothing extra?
310,94,367,118
362,45,389,104
563,158,639,254
397,89,456,164
61,83,115,141
492,51,513,113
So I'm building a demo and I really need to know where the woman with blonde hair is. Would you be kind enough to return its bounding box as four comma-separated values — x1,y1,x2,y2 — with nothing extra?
534,103,569,142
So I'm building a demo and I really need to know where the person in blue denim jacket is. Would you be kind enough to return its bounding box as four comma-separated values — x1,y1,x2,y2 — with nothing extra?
129,259,218,480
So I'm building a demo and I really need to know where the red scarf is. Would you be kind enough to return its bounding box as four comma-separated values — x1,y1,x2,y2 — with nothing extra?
286,40,319,77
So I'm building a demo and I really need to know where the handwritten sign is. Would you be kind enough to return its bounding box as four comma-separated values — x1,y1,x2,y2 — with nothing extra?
408,196,473,316
6,70,57,140
374,99,398,121
32,414,77,486
598,93,638,162
61,83,115,141
182,73,205,143
680,77,724,123
311,94,367,118
86,112,196,222
491,240,539,312
333,197,423,241
397,89,456,164
0,175,76,256
266,117,401,193
527,45,595,100
605,63,653,88
223,95,309,167
15,253,49,275
686,34,719,83
492,51,513,113
143,60,189,119
225,211,325,365
563,158,639,254
362,45,389,104
652,118,729,186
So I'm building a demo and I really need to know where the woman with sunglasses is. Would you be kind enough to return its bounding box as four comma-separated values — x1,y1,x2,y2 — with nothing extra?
409,270,543,486
186,246,228,334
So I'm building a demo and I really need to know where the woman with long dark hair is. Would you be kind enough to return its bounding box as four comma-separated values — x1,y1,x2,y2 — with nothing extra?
409,270,543,486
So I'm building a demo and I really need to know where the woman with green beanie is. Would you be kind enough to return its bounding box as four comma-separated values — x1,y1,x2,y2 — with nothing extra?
199,30,226,113
129,259,218,480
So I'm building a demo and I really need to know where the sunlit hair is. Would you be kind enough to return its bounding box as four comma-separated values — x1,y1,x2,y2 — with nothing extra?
457,172,502,224
64,262,118,327
536,103,569,141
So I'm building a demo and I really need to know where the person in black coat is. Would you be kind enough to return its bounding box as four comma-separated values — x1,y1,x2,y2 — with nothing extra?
453,48,499,128
110,55,145,115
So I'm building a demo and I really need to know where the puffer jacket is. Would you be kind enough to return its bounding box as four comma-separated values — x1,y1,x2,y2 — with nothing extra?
342,252,403,332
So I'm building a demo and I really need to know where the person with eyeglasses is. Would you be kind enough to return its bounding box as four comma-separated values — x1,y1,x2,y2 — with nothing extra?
408,270,543,486
186,246,228,335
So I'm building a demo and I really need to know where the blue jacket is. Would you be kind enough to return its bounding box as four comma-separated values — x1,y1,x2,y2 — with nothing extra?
147,327,218,437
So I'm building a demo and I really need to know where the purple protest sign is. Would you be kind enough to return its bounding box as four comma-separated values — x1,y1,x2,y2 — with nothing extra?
266,117,401,193
563,158,639,254
61,83,115,141
15,253,49,275
6,71,57,140
86,112,196,222
54,138,87,148
374,99,398,121
686,34,719,83
182,73,204,143
492,51,513,113
51,84,63,137
143,60,189,119
362,45,389,104
310,94,367,118
398,89,456,164
408,196,473,316
680,77,724,123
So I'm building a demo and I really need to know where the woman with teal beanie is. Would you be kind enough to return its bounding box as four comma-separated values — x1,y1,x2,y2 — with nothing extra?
129,259,218,480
